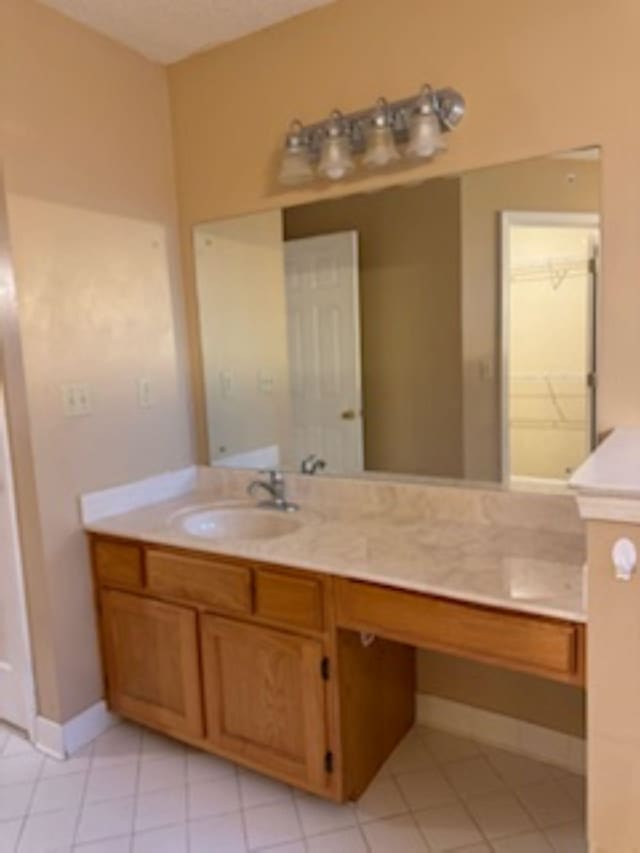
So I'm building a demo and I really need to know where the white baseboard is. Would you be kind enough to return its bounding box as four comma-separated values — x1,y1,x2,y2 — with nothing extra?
34,700,118,760
417,694,586,775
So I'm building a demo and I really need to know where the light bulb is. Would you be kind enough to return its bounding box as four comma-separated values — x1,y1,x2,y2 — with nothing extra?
405,85,445,160
362,99,400,169
318,111,355,181
278,120,314,186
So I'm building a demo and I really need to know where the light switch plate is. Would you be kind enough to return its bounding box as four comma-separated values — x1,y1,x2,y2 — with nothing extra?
137,377,154,408
62,383,92,417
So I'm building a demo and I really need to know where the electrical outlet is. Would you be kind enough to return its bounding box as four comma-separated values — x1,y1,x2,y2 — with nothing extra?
62,383,92,417
257,371,275,393
137,377,154,408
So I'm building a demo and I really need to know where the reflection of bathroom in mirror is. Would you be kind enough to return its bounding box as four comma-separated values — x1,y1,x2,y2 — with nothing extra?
193,148,600,488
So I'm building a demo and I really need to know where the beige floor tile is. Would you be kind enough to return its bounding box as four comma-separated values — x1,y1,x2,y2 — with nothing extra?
361,813,430,852
73,837,132,852
18,807,78,852
85,764,137,804
492,830,554,852
545,819,588,853
355,775,407,822
188,775,241,820
383,731,436,774
238,769,292,809
465,790,534,840
443,756,506,799
294,792,357,836
188,812,247,853
414,800,483,851
134,786,186,832
0,819,23,853
41,746,93,779
137,754,186,793
515,779,581,828
132,823,188,853
0,780,34,820
394,766,458,810
31,772,86,815
76,796,136,845
0,752,44,787
91,725,141,769
306,826,368,852
186,749,236,783
484,746,555,787
243,800,302,849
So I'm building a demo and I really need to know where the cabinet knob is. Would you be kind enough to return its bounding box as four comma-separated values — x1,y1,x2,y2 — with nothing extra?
341,409,356,421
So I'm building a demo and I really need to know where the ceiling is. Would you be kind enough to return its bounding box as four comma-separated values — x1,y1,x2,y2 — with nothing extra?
37,0,335,64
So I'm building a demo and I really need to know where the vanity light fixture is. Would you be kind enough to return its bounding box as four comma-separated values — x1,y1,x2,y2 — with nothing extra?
277,83,465,185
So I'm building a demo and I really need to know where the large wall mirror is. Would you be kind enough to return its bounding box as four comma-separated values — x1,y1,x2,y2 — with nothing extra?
193,148,600,489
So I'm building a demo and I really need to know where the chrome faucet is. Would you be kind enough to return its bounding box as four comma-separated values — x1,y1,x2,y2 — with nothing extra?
301,454,326,475
247,470,298,512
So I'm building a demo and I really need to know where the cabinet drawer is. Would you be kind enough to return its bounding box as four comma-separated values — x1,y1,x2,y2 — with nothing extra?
146,549,252,614
335,579,584,684
255,568,325,632
94,540,143,590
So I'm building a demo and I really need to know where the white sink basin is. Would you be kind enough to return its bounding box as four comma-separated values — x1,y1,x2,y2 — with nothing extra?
175,506,304,541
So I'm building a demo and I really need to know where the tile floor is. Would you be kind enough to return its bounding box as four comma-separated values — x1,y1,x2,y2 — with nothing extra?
0,719,586,852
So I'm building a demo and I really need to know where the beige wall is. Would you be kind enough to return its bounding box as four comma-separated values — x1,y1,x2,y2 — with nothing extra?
586,519,640,851
0,0,193,721
195,211,292,466
284,179,463,478
418,652,585,738
459,157,600,481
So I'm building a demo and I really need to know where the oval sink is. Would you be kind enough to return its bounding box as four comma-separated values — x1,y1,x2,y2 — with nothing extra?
177,506,303,541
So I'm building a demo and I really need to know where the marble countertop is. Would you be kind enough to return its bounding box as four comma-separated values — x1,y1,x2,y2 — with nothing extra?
571,427,640,496
85,489,586,623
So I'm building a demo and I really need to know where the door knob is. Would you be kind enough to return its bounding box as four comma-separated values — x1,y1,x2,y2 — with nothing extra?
341,409,356,421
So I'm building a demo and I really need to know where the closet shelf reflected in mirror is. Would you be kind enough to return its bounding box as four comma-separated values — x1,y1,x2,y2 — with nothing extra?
192,146,600,492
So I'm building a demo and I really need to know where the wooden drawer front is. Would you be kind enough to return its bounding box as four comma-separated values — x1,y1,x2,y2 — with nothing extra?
255,569,325,632
94,540,143,590
335,579,582,683
146,550,252,614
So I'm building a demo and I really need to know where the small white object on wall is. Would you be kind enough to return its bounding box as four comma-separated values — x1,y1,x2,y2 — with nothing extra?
612,537,637,581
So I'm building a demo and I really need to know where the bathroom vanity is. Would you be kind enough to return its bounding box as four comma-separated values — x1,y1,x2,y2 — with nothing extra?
85,470,586,803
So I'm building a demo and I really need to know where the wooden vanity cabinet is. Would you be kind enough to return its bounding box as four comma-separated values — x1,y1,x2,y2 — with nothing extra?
91,536,413,801
91,534,585,802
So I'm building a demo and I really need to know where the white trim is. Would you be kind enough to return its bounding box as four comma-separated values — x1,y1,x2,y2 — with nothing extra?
576,493,640,524
81,466,198,524
34,700,118,759
416,693,585,775
499,210,600,485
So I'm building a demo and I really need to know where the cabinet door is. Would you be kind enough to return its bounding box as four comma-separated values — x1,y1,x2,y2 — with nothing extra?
100,589,203,738
201,616,328,790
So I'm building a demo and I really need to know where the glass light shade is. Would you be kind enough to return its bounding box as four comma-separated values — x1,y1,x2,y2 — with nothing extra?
278,146,314,185
318,134,355,180
362,125,401,168
405,111,444,160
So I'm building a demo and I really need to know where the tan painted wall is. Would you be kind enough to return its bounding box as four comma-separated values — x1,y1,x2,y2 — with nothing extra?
284,179,463,478
418,652,585,738
459,157,600,481
0,0,193,721
586,519,640,851
194,211,292,465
